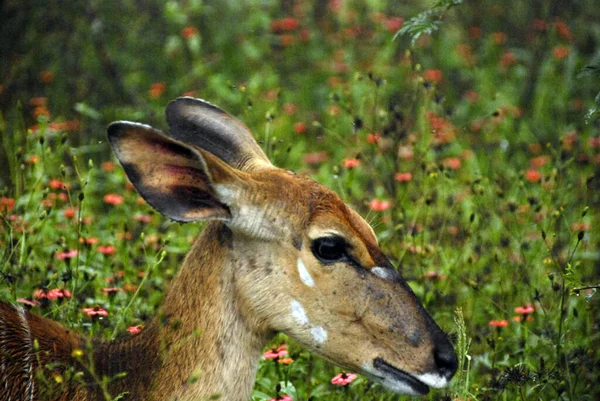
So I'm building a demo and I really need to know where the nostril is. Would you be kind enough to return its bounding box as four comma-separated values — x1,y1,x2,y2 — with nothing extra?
433,345,458,378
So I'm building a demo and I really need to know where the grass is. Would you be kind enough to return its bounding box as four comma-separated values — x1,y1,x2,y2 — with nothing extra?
1,1,599,400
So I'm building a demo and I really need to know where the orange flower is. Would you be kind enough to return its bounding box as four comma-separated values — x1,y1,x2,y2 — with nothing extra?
181,26,199,39
489,319,509,328
442,157,461,170
500,51,517,67
422,69,443,83
514,304,534,314
552,45,570,59
366,132,381,144
369,199,391,212
39,71,54,84
554,21,573,41
127,325,143,335
97,245,116,255
491,32,507,45
149,82,166,99
469,26,482,39
101,161,116,172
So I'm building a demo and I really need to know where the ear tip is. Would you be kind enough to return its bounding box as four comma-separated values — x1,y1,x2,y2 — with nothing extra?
167,97,227,120
107,121,157,140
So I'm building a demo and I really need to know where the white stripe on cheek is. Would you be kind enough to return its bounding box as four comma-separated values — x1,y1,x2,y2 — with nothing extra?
311,326,328,345
297,258,315,287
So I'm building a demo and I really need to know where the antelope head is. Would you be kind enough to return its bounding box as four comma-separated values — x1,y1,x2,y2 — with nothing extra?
108,97,457,397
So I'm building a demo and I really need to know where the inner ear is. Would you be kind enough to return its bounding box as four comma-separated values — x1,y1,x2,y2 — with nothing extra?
107,122,231,222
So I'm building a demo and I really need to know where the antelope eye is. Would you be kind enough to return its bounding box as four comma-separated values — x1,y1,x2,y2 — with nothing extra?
311,236,347,263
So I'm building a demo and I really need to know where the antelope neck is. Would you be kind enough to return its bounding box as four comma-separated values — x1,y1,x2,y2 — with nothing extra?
107,223,269,401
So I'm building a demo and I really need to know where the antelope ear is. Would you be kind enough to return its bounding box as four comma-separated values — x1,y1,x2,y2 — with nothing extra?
107,122,240,222
165,97,272,172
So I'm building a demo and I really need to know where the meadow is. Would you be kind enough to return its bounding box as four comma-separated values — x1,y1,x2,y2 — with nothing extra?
1,1,599,400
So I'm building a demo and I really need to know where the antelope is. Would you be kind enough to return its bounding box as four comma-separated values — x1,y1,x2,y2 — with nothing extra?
0,97,457,401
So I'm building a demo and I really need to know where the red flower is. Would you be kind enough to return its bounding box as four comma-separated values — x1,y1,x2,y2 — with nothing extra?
63,207,77,219
331,372,358,386
101,161,116,172
264,344,288,360
514,304,534,314
554,21,573,41
489,319,509,328
500,51,517,67
394,172,413,182
442,157,461,170
181,26,199,39
97,245,116,255
303,151,329,165
127,325,143,335
271,17,300,33
268,396,292,401
34,288,72,301
525,169,542,183
342,158,360,168
385,17,404,32
49,179,70,190
39,70,54,84
491,32,507,45
55,250,78,260
0,197,15,212
104,193,124,205
294,122,307,134
422,69,443,83
83,307,109,317
369,199,391,212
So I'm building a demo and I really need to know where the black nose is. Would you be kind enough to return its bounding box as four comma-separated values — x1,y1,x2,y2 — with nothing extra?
433,343,458,378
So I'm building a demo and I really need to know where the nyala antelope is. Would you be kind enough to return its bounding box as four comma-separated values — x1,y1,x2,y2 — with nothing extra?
0,97,457,400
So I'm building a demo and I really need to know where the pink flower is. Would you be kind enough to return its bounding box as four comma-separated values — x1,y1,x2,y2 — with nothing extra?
127,325,143,335
101,287,123,295
264,344,288,360
17,298,40,307
331,372,358,386
394,172,413,182
442,157,461,170
294,122,307,134
514,304,534,315
342,158,360,168
104,193,124,205
82,307,109,317
268,396,292,401
369,199,391,212
423,69,443,83
489,319,509,328
55,250,78,260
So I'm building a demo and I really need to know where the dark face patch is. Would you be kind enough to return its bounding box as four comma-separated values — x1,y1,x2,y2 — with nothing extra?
292,235,303,251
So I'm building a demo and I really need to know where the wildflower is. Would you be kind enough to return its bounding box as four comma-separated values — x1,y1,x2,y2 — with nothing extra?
514,304,534,315
589,137,600,149
342,158,360,168
422,69,443,83
465,90,479,103
552,45,570,60
127,325,143,335
571,222,591,232
55,250,78,260
554,21,573,41
181,26,199,39
280,34,297,47
49,179,70,190
385,17,404,32
101,161,116,172
294,122,307,134
489,319,509,328
366,132,381,144
491,32,507,45
98,245,116,255
331,372,358,386
369,199,391,212
278,357,294,365
82,307,109,317
303,152,329,165
271,17,300,33
398,146,414,160
134,214,153,223
34,288,72,301
63,207,77,219
525,169,542,183
500,51,517,68
268,396,292,401
17,298,40,307
101,287,123,295
149,82,166,99
394,172,413,182
104,193,124,205
469,26,482,39
39,71,55,84
283,103,297,115
264,344,288,360
530,155,550,169
531,19,547,32
0,197,15,212
442,157,461,170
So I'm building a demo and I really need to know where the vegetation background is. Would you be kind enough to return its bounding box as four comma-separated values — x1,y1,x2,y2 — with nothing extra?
1,0,599,400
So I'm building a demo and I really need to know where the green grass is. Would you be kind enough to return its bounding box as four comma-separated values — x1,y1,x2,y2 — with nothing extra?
1,1,599,400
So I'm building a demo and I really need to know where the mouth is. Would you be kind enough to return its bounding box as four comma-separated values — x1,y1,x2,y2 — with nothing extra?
370,357,430,396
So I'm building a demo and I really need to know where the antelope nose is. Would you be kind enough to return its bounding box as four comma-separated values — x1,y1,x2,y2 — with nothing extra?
433,344,458,379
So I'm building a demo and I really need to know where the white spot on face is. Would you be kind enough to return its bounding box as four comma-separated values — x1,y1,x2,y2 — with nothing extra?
297,258,315,287
311,326,328,344
290,300,309,325
416,372,448,389
361,363,420,396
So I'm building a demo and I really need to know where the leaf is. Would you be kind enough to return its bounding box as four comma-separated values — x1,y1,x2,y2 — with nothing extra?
74,102,101,120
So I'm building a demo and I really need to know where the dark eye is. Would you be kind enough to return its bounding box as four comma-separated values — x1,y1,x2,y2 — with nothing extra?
311,236,347,263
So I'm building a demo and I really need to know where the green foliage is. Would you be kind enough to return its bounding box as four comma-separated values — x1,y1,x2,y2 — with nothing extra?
1,1,600,400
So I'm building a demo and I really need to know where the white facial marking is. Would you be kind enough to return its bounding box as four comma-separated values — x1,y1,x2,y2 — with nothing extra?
297,258,315,287
416,373,448,389
290,300,309,325
311,326,328,345
371,267,391,280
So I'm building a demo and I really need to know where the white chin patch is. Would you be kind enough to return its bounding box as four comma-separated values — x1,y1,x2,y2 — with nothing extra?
360,364,421,396
416,372,448,389
290,300,309,325
297,258,315,287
